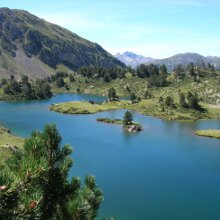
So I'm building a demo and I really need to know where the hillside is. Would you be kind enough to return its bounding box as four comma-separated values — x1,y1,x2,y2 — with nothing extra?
0,7,125,79
115,52,220,71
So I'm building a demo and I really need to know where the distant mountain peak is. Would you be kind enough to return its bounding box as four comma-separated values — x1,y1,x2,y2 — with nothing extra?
115,51,155,68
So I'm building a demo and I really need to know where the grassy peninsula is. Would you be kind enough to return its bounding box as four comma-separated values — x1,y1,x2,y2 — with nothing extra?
50,101,119,114
195,130,220,139
50,99,220,121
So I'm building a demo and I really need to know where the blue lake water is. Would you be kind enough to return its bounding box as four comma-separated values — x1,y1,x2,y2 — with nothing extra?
0,94,220,220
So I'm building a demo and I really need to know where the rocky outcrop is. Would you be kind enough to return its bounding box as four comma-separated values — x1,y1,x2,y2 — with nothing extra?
2,144,18,152
123,124,143,133
0,126,10,134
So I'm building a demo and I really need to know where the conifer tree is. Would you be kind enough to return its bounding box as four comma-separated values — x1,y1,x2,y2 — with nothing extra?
187,92,200,109
0,124,103,220
130,93,137,103
123,111,133,125
179,93,187,108
165,96,174,107
107,88,119,101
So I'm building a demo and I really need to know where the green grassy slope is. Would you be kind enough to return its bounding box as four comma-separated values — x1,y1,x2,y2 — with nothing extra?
0,126,23,148
0,126,24,166
53,73,220,104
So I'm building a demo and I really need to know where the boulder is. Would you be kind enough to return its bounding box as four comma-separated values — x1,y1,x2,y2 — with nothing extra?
123,124,142,133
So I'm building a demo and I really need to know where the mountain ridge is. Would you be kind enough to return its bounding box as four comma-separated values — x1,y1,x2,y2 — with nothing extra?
115,51,220,71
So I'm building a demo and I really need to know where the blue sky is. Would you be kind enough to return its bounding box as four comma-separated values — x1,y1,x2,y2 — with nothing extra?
1,0,220,58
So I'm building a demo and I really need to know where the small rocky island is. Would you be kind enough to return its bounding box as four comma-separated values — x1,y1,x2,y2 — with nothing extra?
122,111,143,133
97,111,143,133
